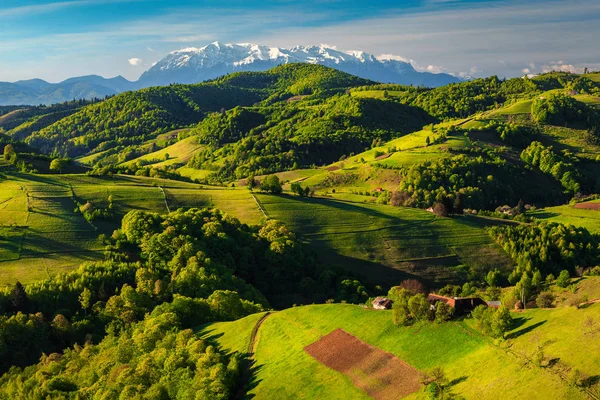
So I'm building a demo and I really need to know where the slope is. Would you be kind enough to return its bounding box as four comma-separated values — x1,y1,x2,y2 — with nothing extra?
203,303,591,399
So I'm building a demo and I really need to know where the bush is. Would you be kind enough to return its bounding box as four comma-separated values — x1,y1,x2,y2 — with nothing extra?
535,292,555,308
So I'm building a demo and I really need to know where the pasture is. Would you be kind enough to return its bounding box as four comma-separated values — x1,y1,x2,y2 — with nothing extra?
529,201,600,233
121,136,204,168
256,194,512,286
202,304,585,399
0,172,263,286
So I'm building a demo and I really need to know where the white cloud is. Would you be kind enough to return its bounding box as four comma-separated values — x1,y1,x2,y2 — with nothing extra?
128,57,142,66
541,63,581,73
522,68,531,74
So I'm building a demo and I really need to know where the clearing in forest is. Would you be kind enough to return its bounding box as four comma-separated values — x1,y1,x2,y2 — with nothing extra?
304,328,420,400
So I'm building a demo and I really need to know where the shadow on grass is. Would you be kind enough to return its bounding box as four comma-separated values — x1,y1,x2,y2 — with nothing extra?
447,375,468,387
197,327,264,400
506,320,547,339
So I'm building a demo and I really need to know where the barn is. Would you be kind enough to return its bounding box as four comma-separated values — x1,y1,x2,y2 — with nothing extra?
427,293,488,315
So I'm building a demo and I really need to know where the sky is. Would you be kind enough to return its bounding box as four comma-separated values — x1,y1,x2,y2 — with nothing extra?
1,0,599,82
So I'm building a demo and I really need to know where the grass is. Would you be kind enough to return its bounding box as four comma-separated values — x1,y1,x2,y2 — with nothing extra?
206,304,585,399
121,136,204,168
256,194,511,286
528,201,600,233
200,311,268,354
350,90,409,100
0,172,263,286
507,302,600,382
487,99,533,116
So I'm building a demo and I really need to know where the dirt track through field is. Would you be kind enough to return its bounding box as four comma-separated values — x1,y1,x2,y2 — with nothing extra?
305,329,420,400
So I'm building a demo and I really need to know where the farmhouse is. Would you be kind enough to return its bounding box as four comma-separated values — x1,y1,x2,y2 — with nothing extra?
372,297,393,310
427,293,488,315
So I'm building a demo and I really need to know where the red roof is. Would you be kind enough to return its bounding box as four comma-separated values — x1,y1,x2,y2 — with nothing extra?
427,293,456,308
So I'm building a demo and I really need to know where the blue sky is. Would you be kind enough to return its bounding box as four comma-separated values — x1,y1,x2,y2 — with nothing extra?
1,0,599,82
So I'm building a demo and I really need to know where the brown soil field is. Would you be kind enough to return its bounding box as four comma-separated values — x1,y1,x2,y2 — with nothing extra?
574,202,600,210
375,153,392,160
326,165,341,172
304,329,420,400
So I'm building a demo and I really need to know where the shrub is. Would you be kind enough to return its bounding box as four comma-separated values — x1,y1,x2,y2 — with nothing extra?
535,292,555,308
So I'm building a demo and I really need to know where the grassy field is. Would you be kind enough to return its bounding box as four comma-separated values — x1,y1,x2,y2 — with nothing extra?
203,304,587,399
529,201,600,233
487,99,533,116
0,172,263,286
121,136,204,168
256,194,512,286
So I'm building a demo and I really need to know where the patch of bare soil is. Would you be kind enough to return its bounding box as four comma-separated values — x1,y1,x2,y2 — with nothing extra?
305,329,420,400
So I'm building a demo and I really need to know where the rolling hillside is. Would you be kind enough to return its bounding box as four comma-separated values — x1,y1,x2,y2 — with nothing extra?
203,302,598,399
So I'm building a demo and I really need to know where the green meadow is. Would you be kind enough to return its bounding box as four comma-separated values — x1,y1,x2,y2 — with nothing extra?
202,303,588,399
0,171,263,286
256,194,512,286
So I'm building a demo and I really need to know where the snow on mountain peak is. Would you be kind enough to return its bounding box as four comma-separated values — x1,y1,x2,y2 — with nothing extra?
141,41,461,88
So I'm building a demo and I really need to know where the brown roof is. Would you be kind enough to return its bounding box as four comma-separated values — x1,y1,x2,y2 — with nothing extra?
427,293,456,308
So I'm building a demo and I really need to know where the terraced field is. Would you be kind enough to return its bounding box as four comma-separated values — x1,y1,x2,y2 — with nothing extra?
256,194,512,285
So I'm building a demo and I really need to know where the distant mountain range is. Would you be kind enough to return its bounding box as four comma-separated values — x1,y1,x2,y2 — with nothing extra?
0,42,462,105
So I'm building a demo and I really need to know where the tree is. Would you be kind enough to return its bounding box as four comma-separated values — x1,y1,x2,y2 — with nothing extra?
9,281,28,312
291,182,306,197
531,270,543,289
557,270,571,288
425,136,431,146
408,293,430,321
514,272,532,306
79,288,93,315
435,301,453,323
432,201,448,217
486,269,500,287
246,174,256,190
397,279,425,294
49,158,67,173
491,306,512,338
3,144,15,163
260,175,282,194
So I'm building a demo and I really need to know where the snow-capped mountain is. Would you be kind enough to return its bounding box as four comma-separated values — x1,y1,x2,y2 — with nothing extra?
1,42,461,105
138,42,460,88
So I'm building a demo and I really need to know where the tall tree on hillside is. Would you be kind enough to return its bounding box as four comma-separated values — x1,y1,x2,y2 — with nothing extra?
9,281,28,312
3,144,15,163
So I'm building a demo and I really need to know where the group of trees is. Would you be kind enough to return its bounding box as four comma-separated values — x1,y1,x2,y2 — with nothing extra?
0,304,243,398
488,222,600,284
387,285,453,326
187,93,433,180
0,206,370,390
397,152,553,210
521,141,581,193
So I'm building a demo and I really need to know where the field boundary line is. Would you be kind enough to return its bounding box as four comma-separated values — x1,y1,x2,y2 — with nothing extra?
158,186,171,213
251,193,268,219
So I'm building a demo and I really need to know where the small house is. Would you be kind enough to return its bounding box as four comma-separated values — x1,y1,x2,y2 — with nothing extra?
372,297,393,310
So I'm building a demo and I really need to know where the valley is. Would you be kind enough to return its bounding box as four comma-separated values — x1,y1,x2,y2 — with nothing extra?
1,62,600,399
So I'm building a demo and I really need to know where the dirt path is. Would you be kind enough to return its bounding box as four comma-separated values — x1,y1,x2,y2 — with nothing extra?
248,311,271,354
235,311,271,400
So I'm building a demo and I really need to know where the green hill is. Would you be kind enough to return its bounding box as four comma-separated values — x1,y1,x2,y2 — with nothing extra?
203,303,597,399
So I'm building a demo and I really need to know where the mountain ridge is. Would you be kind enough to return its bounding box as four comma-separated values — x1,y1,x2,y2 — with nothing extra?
0,42,461,105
